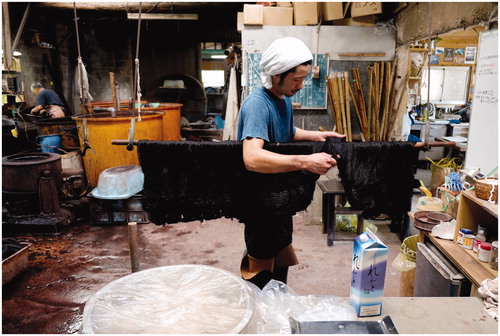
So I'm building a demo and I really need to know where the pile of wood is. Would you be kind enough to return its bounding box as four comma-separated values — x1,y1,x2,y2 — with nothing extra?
326,59,407,141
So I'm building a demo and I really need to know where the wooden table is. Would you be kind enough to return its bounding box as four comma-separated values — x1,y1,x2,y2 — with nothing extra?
359,297,497,334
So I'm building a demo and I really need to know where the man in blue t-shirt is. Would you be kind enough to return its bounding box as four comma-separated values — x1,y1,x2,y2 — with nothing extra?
237,37,345,289
30,82,65,118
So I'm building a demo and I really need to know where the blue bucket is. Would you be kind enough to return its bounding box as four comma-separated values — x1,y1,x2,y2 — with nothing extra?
37,134,63,154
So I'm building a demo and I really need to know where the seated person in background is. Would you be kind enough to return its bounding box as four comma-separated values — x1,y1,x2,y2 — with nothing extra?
30,82,65,118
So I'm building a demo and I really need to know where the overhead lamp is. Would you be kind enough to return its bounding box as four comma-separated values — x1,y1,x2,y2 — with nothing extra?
127,13,198,20
13,51,22,56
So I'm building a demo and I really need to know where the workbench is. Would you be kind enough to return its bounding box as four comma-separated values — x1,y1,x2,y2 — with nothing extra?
360,297,497,334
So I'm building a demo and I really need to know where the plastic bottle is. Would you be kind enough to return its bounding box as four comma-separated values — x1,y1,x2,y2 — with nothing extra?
473,228,486,253
478,242,492,263
489,241,498,270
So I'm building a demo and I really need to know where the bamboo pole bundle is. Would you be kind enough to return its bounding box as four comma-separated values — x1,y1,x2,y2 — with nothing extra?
326,74,344,134
350,68,368,141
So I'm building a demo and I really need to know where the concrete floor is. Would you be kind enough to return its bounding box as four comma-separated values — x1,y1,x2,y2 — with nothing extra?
2,169,431,334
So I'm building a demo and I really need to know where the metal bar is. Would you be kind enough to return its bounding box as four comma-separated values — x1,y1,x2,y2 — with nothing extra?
127,13,198,20
111,139,457,149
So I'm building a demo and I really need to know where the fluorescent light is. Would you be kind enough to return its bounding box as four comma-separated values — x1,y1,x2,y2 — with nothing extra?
211,55,227,59
13,51,22,56
127,13,198,20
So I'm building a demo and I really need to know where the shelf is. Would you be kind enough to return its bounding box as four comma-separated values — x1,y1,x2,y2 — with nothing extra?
426,233,498,288
461,189,498,218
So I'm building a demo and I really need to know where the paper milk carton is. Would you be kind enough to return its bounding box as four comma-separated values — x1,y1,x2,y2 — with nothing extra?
350,228,388,317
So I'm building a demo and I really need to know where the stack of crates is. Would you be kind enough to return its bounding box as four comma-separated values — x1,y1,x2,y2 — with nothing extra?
88,192,150,225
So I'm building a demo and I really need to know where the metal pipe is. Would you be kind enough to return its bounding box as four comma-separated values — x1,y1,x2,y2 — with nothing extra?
111,139,457,148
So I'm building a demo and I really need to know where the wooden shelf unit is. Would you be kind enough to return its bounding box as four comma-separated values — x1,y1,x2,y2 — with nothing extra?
425,189,498,293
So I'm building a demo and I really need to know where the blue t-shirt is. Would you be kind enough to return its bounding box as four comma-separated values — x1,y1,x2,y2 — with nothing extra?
237,87,296,143
36,89,64,107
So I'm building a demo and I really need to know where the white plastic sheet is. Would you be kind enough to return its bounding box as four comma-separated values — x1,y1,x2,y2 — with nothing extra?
245,280,357,334
81,265,254,334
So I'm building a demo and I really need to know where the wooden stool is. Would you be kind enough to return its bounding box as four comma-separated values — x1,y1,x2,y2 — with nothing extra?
317,179,364,247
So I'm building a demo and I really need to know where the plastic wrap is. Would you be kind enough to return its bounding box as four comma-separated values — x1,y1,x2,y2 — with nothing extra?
81,265,254,334
245,280,357,334
431,219,456,240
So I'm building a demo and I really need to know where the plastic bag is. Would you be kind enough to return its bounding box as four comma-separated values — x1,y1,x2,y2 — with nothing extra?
335,214,358,232
428,157,462,195
392,235,418,272
245,280,357,334
431,219,456,240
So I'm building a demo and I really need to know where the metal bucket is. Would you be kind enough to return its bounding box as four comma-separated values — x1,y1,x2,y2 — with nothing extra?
34,117,80,151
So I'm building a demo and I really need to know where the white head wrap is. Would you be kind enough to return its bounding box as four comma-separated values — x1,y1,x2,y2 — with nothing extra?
259,37,313,89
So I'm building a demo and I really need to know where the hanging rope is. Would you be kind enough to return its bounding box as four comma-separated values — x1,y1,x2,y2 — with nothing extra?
127,2,143,151
133,2,143,122
73,2,93,114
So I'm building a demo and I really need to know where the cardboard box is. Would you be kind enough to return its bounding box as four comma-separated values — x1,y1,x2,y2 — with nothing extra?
263,6,293,25
243,4,264,25
350,229,388,317
293,2,318,26
277,2,293,7
322,2,344,21
351,2,382,17
332,16,376,27
237,12,244,32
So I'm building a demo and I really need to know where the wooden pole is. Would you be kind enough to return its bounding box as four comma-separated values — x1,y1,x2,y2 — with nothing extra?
330,75,343,133
128,222,140,273
110,72,119,112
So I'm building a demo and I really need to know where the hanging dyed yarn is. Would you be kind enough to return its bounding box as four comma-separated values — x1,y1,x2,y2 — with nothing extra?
137,138,419,226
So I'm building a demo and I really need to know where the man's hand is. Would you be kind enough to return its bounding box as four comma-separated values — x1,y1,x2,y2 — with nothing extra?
303,152,338,175
293,128,345,142
315,131,345,142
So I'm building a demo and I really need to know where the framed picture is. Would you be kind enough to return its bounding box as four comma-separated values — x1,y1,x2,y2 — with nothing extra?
429,54,440,64
455,48,465,56
435,47,445,54
453,55,464,64
444,48,454,62
464,46,477,64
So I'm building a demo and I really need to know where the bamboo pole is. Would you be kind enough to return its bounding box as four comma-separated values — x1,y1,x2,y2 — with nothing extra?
380,62,392,140
330,75,343,134
353,67,368,139
372,63,379,141
337,73,348,140
367,66,372,141
385,58,399,140
344,72,352,142
347,75,365,141
327,76,340,132
387,73,409,139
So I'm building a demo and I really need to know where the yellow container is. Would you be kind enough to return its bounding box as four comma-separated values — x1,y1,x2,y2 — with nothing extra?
72,111,164,188
141,103,182,141
416,196,443,212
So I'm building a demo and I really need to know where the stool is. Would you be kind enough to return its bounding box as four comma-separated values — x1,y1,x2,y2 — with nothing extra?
317,179,364,247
